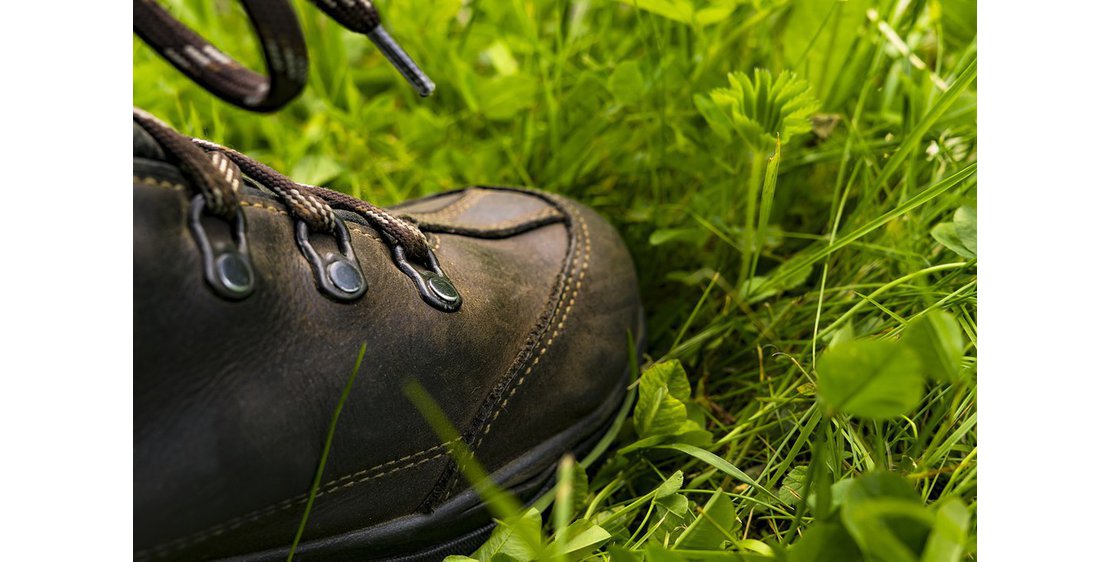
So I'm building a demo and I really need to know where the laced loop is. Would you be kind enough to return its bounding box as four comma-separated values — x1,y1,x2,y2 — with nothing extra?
298,184,431,262
191,140,431,262
192,140,336,233
133,109,242,219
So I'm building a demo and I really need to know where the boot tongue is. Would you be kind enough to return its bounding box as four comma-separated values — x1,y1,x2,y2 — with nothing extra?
133,121,166,161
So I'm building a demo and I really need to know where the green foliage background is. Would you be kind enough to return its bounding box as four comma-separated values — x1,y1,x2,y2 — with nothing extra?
134,0,977,559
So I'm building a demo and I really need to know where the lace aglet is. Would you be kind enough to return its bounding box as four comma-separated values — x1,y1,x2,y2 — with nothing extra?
367,25,436,97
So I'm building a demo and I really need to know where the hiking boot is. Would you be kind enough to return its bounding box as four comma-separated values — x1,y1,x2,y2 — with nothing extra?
133,111,644,560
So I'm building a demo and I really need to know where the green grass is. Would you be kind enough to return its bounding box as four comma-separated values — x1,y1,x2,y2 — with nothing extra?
134,0,977,560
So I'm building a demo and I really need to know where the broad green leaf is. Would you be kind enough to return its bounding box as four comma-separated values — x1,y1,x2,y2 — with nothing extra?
472,508,542,562
840,471,920,504
817,340,924,420
644,545,685,562
778,465,808,506
609,546,642,562
840,497,932,562
633,386,689,438
787,520,863,562
675,488,736,549
781,0,870,104
921,498,970,562
650,491,693,543
550,523,612,559
655,491,690,516
903,311,965,383
930,222,975,258
838,472,931,562
444,556,479,562
954,205,977,255
828,323,855,349
656,470,685,498
634,360,695,438
608,61,645,105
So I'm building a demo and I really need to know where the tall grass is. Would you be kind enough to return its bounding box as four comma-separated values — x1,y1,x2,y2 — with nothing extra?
134,0,977,559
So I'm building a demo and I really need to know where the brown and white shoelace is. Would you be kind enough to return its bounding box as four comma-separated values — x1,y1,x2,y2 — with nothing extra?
133,0,435,110
134,2,459,310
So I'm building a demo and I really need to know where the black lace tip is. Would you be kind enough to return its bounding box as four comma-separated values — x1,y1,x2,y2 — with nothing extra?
367,25,436,97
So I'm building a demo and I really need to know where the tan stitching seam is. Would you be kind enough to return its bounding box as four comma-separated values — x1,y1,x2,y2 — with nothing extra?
422,207,563,231
441,211,585,501
134,176,186,192
135,438,460,558
476,205,592,446
445,206,590,499
483,207,563,230
409,190,486,222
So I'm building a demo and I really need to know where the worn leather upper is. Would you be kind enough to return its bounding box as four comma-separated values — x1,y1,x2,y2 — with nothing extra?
133,127,642,560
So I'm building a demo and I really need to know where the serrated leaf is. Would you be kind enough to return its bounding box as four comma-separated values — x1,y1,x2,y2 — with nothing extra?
903,311,965,383
930,222,975,258
817,340,924,420
778,465,808,506
953,205,977,255
608,61,645,105
706,69,819,151
921,498,970,562
675,488,736,549
472,508,542,562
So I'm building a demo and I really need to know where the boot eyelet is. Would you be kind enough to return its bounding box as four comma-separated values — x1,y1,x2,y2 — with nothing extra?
391,244,462,312
295,217,367,302
188,194,255,300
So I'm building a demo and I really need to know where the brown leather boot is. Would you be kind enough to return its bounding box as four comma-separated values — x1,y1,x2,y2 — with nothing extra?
133,111,644,560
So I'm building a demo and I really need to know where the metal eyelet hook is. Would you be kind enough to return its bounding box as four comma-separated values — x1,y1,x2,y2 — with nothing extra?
295,216,368,302
391,244,461,312
188,194,256,300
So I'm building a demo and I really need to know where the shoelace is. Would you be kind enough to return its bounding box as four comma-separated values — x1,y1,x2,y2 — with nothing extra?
133,0,435,112
133,108,461,312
